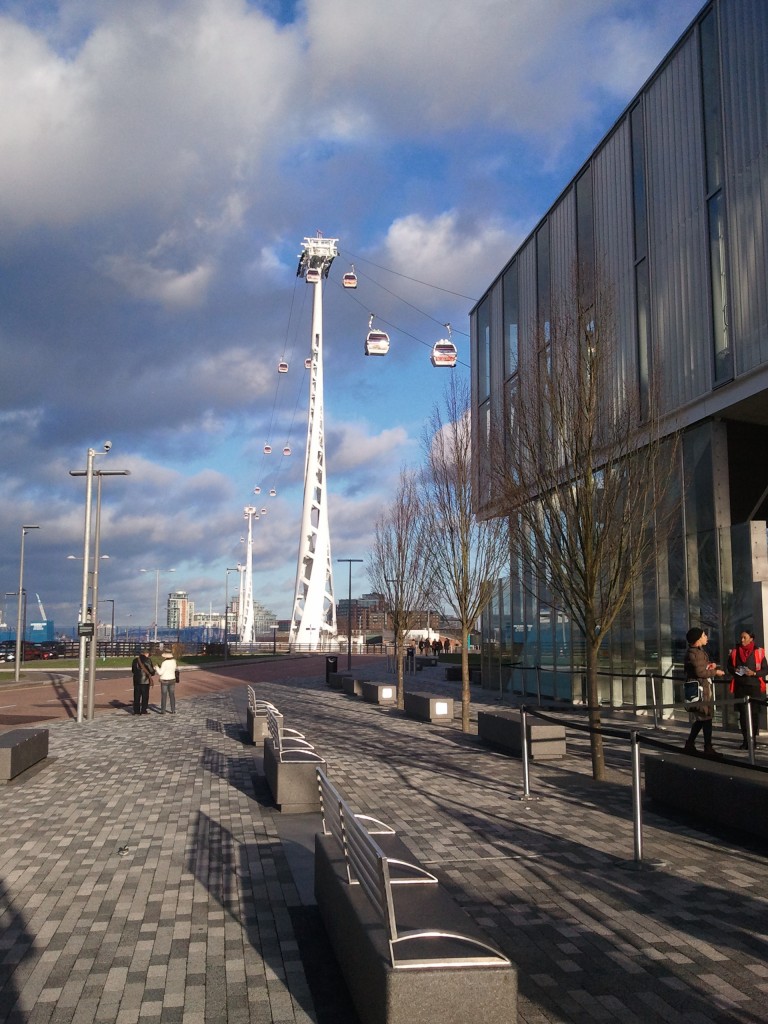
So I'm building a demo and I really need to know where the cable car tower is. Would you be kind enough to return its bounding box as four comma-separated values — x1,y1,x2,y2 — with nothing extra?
241,505,259,643
290,234,338,649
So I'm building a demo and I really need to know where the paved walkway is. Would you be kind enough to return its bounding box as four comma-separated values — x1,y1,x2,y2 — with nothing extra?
1,659,767,1023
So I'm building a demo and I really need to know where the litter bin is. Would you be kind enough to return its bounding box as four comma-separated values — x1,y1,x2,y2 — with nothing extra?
325,655,338,685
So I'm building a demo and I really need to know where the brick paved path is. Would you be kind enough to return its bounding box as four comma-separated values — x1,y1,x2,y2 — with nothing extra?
1,660,767,1023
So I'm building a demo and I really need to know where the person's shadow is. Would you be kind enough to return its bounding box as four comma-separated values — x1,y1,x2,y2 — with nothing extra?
0,876,32,1022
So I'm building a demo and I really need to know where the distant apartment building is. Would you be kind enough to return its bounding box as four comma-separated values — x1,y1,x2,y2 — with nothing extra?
167,591,194,630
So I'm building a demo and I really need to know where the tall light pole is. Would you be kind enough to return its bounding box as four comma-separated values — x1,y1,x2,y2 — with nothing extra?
337,558,363,671
71,459,129,721
15,525,40,682
224,567,239,662
140,568,175,643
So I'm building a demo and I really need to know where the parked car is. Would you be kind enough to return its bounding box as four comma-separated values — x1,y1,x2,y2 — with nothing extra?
0,642,50,662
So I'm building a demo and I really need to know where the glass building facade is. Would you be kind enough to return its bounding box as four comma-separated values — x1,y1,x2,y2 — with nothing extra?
471,0,768,722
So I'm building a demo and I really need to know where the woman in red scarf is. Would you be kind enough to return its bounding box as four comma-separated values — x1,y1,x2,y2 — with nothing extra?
728,629,767,749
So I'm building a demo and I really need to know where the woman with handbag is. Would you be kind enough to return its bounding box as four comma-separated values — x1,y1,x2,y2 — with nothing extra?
683,627,725,758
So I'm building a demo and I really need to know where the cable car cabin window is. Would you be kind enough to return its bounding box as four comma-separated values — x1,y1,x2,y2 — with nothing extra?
365,330,390,356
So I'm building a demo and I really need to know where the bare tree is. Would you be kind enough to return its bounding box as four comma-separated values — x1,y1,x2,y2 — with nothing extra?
368,468,433,709
491,293,678,781
421,376,510,732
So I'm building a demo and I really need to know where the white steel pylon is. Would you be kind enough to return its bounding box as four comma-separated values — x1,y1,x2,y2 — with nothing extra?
241,505,258,643
291,235,338,649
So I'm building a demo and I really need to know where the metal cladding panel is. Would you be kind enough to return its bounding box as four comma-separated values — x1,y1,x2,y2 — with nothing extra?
644,33,710,411
516,238,537,382
592,122,637,397
549,189,575,307
721,0,768,372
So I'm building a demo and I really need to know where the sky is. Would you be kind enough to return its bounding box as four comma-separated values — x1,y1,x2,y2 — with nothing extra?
0,0,706,636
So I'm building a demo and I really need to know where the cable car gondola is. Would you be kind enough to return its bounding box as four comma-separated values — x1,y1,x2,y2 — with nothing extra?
342,265,357,289
269,488,277,497
430,325,457,368
282,445,292,456
278,360,288,373
304,357,312,369
263,444,272,454
260,507,267,515
305,267,320,284
253,486,261,494
365,313,390,357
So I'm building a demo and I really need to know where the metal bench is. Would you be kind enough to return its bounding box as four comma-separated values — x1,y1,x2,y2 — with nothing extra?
262,706,325,813
314,773,517,1023
317,769,437,885
246,687,306,744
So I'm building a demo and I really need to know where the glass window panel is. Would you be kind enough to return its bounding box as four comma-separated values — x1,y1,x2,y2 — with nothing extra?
709,192,732,383
630,104,647,260
476,296,491,400
502,261,519,378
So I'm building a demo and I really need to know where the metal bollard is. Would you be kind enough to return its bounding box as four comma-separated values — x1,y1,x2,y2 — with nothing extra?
520,707,532,799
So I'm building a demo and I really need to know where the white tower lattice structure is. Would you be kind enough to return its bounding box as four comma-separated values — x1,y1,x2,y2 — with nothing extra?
291,235,338,649
241,505,258,643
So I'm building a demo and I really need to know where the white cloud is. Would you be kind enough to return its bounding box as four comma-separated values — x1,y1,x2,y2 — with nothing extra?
378,210,522,303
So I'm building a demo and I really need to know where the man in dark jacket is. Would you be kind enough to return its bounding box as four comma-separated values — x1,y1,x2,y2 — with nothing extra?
131,647,155,716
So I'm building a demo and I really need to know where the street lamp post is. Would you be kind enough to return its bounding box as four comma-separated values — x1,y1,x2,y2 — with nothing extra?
224,567,239,662
71,452,129,721
337,558,363,671
140,568,175,644
15,525,39,682
270,623,279,655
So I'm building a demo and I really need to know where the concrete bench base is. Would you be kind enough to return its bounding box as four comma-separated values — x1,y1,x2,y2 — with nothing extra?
361,681,397,706
246,706,270,744
342,675,364,698
415,656,438,668
644,752,768,840
263,738,325,813
404,692,455,723
327,672,354,690
0,729,49,782
477,710,566,760
315,833,517,1024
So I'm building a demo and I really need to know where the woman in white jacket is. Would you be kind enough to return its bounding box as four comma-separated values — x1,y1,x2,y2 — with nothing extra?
156,650,178,714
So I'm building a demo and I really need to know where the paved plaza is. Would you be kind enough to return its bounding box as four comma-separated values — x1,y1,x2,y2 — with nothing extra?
1,658,767,1023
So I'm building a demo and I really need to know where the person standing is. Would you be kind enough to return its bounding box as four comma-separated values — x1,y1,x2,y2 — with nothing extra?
683,627,725,757
131,646,154,715
157,649,178,714
728,629,767,749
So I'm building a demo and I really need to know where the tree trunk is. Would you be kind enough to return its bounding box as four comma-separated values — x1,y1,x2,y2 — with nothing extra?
585,640,605,781
395,636,405,710
461,631,470,733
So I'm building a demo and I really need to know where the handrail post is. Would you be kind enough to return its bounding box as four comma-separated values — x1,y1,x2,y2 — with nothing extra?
631,729,643,865
520,707,532,799
535,664,542,705
745,696,756,766
650,673,659,730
